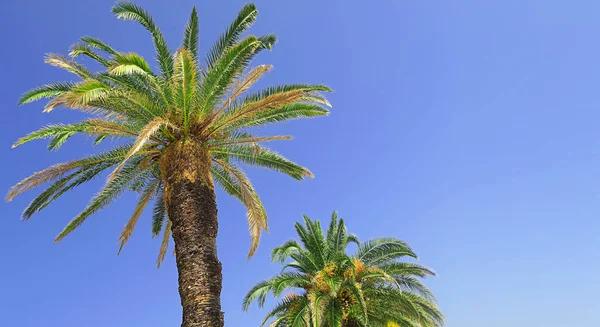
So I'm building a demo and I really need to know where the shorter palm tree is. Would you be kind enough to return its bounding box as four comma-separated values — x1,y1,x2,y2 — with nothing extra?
243,212,444,327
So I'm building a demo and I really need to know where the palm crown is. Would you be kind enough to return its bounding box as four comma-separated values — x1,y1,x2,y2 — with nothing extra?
6,2,332,263
243,212,444,327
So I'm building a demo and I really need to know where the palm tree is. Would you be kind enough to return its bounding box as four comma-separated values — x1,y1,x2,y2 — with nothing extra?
6,2,331,326
243,213,443,327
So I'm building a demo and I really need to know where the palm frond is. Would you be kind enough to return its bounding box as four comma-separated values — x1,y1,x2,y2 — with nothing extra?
172,48,198,129
112,1,173,78
271,240,302,263
205,3,258,69
259,295,303,327
6,145,132,202
211,159,266,257
182,6,199,59
54,158,149,242
151,188,167,236
211,144,312,180
212,64,272,119
357,238,417,266
110,52,154,76
81,36,118,55
229,103,330,131
325,299,343,327
118,179,159,254
18,82,76,105
199,35,275,116
44,53,92,79
69,43,112,68
44,79,112,113
211,84,330,133
209,134,291,148
108,118,168,181
22,162,117,220
342,280,368,325
156,220,172,268
12,119,139,150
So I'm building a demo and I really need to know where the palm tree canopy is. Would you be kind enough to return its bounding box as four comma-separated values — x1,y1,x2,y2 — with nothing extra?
6,1,332,264
243,212,444,327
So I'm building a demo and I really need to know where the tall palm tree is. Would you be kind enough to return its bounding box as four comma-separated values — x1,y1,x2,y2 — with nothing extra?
243,213,443,327
6,2,331,326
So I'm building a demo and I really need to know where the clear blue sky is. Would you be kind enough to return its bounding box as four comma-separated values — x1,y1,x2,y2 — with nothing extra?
1,0,598,326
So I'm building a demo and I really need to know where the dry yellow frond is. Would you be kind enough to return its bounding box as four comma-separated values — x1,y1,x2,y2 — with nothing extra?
6,162,79,202
44,53,91,78
117,182,157,255
212,90,304,133
108,118,167,182
213,64,273,119
212,158,267,258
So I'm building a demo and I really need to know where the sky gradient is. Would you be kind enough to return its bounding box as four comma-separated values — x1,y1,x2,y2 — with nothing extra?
1,1,598,326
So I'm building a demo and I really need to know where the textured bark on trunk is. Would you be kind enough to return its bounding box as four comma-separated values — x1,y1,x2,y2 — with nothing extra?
162,141,224,327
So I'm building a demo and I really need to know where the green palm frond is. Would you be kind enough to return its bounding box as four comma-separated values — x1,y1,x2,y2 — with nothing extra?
156,220,172,268
212,144,312,180
199,35,275,116
172,48,198,130
69,43,112,68
212,85,326,130
112,1,173,77
54,158,151,242
110,52,154,76
81,36,118,55
232,103,330,130
18,82,76,105
271,240,302,263
259,295,303,327
7,145,132,202
357,238,418,266
182,6,199,59
205,3,258,70
12,119,139,149
151,188,167,236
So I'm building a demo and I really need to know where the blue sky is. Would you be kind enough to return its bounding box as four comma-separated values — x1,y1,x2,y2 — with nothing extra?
1,0,599,326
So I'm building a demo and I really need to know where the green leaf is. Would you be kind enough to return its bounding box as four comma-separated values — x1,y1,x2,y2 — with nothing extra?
172,49,198,130
151,189,166,236
54,158,148,242
81,36,118,55
357,238,417,266
182,6,199,59
205,3,258,69
112,1,173,78
211,144,312,180
200,35,276,116
69,43,112,68
18,82,75,105
110,52,154,76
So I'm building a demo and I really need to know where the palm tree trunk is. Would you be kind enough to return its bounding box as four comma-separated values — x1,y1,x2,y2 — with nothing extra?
162,141,224,327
